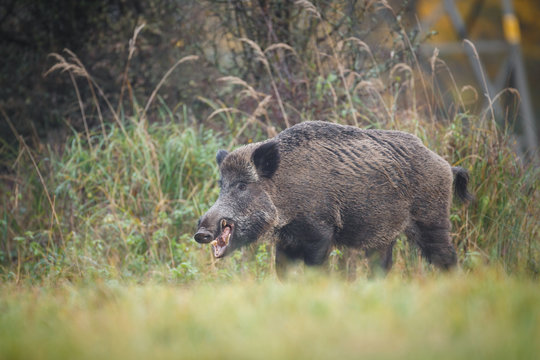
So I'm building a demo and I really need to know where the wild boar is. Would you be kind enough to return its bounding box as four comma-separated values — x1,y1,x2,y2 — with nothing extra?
194,121,472,277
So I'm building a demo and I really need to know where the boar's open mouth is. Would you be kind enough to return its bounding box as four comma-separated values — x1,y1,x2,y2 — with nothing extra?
211,219,234,258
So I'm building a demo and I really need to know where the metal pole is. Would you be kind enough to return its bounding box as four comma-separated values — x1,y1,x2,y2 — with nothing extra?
501,0,538,156
443,0,504,120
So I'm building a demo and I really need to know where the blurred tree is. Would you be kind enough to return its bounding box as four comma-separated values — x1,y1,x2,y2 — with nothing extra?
0,0,143,146
0,0,414,149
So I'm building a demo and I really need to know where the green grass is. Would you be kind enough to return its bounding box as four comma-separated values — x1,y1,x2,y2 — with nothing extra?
1,269,538,360
1,115,538,282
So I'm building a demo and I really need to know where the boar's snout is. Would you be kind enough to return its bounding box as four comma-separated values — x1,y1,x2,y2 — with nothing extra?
194,228,213,244
194,212,219,244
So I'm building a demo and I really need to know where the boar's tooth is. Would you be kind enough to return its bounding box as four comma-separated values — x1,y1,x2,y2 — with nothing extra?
221,219,227,228
210,240,218,247
225,233,231,245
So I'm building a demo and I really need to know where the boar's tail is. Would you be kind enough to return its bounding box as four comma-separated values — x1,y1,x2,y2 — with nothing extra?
452,166,473,203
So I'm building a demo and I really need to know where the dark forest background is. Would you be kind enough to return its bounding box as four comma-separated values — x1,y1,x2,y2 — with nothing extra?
1,0,539,154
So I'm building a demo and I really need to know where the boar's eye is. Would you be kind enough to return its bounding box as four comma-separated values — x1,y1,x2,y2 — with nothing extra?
236,182,247,191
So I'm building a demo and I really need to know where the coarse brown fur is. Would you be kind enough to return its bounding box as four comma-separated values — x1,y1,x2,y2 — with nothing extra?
194,121,472,278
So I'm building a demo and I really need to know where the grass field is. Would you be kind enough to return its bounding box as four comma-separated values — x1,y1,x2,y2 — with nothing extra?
1,84,539,360
1,269,539,360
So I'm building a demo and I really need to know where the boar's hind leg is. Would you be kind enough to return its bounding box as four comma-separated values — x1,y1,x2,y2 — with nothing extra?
405,222,457,270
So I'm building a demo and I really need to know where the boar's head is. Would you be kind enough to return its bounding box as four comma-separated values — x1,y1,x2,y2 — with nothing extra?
194,141,279,258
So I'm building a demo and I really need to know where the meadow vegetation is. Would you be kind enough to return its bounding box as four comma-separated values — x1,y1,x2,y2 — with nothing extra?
1,270,539,360
0,1,538,358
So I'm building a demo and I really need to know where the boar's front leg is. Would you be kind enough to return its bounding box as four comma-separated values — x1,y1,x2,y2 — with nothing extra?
275,241,332,280
365,240,396,277
275,219,334,280
275,245,294,280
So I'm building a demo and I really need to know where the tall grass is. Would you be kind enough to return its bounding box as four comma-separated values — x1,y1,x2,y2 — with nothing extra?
1,104,537,282
0,2,538,283
1,120,203,281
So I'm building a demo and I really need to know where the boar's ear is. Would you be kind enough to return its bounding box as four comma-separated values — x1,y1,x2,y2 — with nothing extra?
252,141,279,178
216,150,228,166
